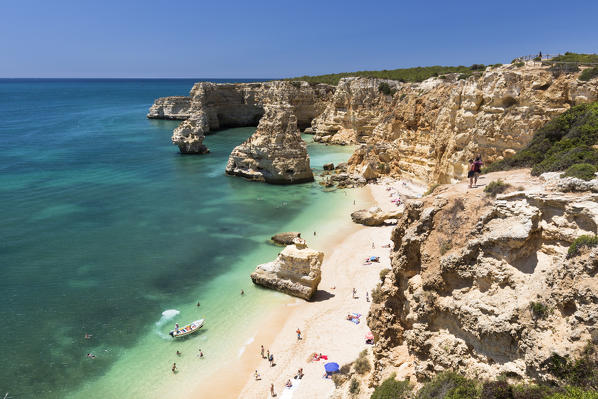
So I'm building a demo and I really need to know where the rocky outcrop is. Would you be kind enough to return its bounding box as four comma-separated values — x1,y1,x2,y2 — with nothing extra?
367,173,598,385
154,81,334,154
251,241,324,300
150,63,598,183
271,232,301,245
225,105,314,184
312,65,598,184
351,206,403,226
147,96,192,120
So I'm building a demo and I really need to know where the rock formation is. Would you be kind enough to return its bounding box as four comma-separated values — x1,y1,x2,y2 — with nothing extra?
149,63,598,182
225,105,314,184
147,96,192,120
367,170,598,385
271,232,301,246
149,81,334,154
351,206,403,226
313,66,597,184
251,241,324,300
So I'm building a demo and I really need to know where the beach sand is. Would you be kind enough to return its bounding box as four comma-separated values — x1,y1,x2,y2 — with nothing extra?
195,179,422,398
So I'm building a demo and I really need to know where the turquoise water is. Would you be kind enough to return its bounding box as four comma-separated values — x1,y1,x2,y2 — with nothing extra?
0,79,356,398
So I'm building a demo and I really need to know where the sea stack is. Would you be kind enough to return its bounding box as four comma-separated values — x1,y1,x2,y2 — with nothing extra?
251,239,324,300
225,105,314,184
171,113,210,154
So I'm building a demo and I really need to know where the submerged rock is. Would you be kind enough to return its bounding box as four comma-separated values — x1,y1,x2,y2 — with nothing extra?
225,105,314,184
271,232,301,245
251,242,324,300
323,162,335,171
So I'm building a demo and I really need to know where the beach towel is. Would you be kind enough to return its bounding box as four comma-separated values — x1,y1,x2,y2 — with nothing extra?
350,313,361,324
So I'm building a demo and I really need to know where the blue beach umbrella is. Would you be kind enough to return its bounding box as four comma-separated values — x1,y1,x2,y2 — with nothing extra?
324,362,340,373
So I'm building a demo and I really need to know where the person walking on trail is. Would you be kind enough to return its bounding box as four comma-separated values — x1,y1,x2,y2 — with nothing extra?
473,155,483,187
467,159,475,188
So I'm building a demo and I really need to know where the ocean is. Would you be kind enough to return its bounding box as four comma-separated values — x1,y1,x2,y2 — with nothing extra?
0,79,357,398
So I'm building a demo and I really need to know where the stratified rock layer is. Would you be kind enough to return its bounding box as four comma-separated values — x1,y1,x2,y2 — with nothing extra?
147,96,192,120
251,242,324,300
225,106,314,184
367,172,598,385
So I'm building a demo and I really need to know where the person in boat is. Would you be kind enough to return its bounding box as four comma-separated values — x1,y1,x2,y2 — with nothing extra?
175,323,179,333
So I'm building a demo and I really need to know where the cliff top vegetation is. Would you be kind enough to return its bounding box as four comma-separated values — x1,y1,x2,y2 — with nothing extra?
286,64,489,85
485,102,598,180
549,52,598,64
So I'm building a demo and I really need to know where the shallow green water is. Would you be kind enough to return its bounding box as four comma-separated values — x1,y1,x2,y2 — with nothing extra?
0,79,356,398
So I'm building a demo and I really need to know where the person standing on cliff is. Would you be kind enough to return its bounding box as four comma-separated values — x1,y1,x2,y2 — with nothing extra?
467,159,475,188
473,155,483,187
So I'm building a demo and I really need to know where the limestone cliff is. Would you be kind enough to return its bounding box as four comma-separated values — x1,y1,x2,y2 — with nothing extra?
367,170,598,385
251,240,324,300
313,65,597,184
225,105,314,184
147,96,192,120
150,81,334,154
149,63,597,184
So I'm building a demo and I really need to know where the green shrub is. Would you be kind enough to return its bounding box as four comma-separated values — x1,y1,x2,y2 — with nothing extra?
534,56,542,62
482,380,513,399
379,82,393,95
380,268,391,281
568,235,598,258
483,102,598,176
371,283,384,304
371,373,411,399
548,386,598,399
492,63,504,69
458,74,469,80
531,301,551,319
416,372,479,399
562,163,597,180
349,378,360,394
543,343,598,388
550,53,598,64
285,65,482,85
354,349,371,374
515,62,525,67
512,384,556,399
579,67,598,82
470,64,486,71
332,373,347,388
484,179,511,196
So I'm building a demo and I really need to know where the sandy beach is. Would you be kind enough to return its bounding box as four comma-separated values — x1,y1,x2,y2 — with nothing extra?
195,179,424,399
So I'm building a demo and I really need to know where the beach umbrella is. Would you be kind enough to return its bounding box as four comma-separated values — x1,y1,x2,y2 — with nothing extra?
365,332,374,341
324,362,340,373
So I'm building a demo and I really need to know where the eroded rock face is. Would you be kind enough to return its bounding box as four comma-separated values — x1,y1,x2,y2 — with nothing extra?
251,242,324,300
351,206,403,226
225,105,314,184
367,182,598,385
312,65,598,184
156,81,334,154
147,96,192,120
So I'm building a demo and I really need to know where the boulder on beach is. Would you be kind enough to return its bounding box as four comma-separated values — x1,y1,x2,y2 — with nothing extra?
351,206,403,226
250,243,324,300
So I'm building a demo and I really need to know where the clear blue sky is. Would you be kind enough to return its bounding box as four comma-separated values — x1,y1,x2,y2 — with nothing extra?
1,0,597,78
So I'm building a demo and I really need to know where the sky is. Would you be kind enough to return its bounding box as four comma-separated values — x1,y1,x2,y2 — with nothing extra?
1,0,597,78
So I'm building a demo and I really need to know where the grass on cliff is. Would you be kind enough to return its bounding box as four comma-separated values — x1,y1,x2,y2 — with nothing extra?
567,235,598,258
369,343,598,399
286,65,486,85
549,53,598,64
484,102,598,176
579,67,598,82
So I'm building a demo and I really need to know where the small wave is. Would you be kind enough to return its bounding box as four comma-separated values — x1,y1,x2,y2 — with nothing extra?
238,335,255,358
155,309,180,340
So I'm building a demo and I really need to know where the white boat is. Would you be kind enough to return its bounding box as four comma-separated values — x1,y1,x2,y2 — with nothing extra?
169,319,204,338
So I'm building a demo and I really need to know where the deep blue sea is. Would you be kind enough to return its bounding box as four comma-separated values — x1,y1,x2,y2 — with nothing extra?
0,79,358,398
